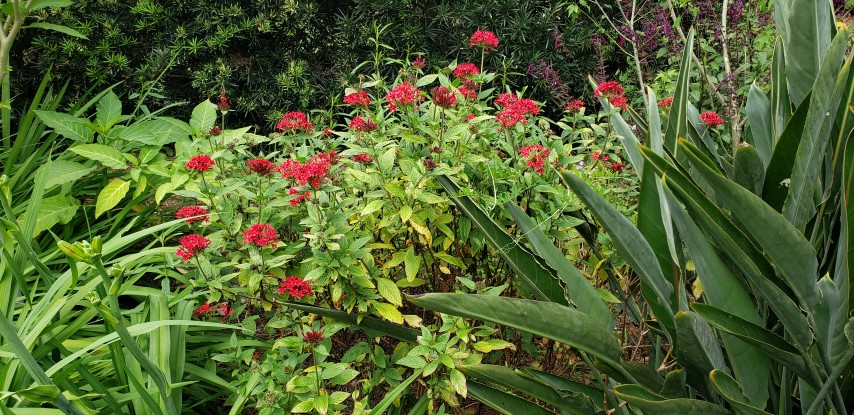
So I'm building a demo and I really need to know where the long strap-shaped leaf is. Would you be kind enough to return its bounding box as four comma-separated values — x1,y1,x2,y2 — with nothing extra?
613,384,732,415
664,28,695,150
466,381,554,415
436,175,568,305
709,370,773,415
278,301,419,344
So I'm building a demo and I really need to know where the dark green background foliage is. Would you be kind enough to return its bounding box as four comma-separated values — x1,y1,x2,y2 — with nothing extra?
11,0,600,127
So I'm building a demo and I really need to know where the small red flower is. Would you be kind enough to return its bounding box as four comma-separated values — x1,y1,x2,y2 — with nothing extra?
176,234,210,262
242,223,279,248
496,95,539,127
565,99,585,113
302,329,325,345
423,158,437,171
209,125,222,136
219,303,233,321
519,145,550,174
610,162,626,173
470,30,499,50
353,153,372,164
185,155,215,172
385,82,422,112
277,276,313,298
609,95,629,111
593,81,625,99
349,115,378,132
466,114,477,121
176,206,210,225
323,128,334,137
453,63,479,80
458,84,477,100
700,111,725,126
658,96,673,108
412,55,426,69
193,302,212,317
495,93,518,108
592,151,602,160
431,86,457,108
276,111,314,133
252,351,260,360
279,152,333,189
218,96,230,111
288,187,311,207
246,158,277,176
343,90,371,108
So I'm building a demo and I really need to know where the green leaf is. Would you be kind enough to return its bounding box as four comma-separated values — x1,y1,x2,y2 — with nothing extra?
403,246,420,281
415,74,438,87
40,160,95,188
95,179,130,218
69,144,127,169
395,356,427,369
361,200,384,216
517,368,603,410
371,301,403,324
31,195,80,236
96,90,122,130
449,369,467,397
438,175,568,305
466,381,554,415
745,83,773,167
278,301,418,343
368,369,423,415
732,144,766,195
814,277,848,370
29,0,73,11
34,111,93,142
313,392,329,415
613,384,732,415
24,22,87,39
408,294,622,367
762,92,811,211
773,0,834,106
673,311,727,398
189,100,217,135
506,202,611,330
376,278,402,307
560,170,675,334
709,370,773,415
664,28,694,150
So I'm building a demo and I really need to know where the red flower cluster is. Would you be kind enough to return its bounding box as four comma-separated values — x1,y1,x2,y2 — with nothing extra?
343,90,371,107
194,302,212,317
412,54,426,69
176,206,210,225
466,114,477,121
423,158,437,171
209,125,222,136
246,158,277,176
349,115,378,132
279,152,335,188
594,81,629,111
186,155,215,172
458,84,477,100
176,234,210,261
219,303,233,321
242,223,279,248
700,111,725,126
565,99,585,113
385,82,422,112
302,329,325,345
519,145,550,174
495,94,540,127
658,96,673,108
288,187,311,207
276,111,314,133
592,151,610,162
277,276,313,298
353,153,372,164
453,63,479,80
218,96,230,111
470,30,499,50
610,162,626,173
431,86,457,108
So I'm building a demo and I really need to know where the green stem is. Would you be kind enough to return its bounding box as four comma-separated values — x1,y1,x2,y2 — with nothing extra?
805,347,854,415
312,346,322,392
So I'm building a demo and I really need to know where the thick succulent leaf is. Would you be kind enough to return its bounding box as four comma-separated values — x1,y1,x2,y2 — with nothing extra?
668,199,770,405
560,170,675,335
460,364,600,415
408,293,623,367
506,202,612,330
466,381,554,415
612,384,732,415
673,311,727,398
709,370,773,415
773,0,835,106
659,369,687,398
437,175,568,305
517,368,604,411
679,139,820,309
690,303,814,385
664,28,694,150
746,83,773,167
732,144,766,195
782,31,850,230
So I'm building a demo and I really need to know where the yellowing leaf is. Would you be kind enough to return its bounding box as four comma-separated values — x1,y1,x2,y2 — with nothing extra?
95,179,130,218
372,301,404,324
409,218,432,247
376,278,403,306
404,246,420,281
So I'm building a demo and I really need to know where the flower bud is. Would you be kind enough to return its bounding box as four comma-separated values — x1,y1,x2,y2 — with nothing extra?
58,241,88,262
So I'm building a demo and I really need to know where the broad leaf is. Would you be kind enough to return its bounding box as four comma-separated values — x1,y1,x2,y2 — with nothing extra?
709,370,772,415
69,144,127,169
31,195,80,236
25,22,86,39
189,100,217,135
466,381,554,415
34,111,93,142
95,179,130,218
745,83,773,167
613,384,732,415
40,160,95,188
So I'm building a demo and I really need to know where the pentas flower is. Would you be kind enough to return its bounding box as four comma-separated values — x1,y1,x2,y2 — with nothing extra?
276,111,314,133
186,155,215,172
219,303,233,322
353,153,372,164
423,158,437,171
277,276,313,298
609,95,629,111
495,92,518,108
658,96,674,108
519,145,550,174
700,111,725,126
458,84,477,100
302,329,325,345
193,302,212,317
453,63,479,80
176,234,210,262
209,125,222,136
176,206,209,225
242,223,279,248
466,114,477,121
592,152,610,162
431,86,457,108
322,128,334,137
496,96,540,128
412,54,426,69
279,152,335,188
343,90,371,107
470,30,499,50
218,96,230,111
565,99,585,113
349,115,378,132
593,81,625,99
288,187,311,207
385,82,422,112
246,158,277,176
610,162,626,173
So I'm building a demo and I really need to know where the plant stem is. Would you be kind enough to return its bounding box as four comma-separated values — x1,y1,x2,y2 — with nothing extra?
312,346,322,393
805,347,854,415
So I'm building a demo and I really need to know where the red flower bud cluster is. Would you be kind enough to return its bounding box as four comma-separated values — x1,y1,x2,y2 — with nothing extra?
453,63,479,80
246,158,277,176
592,151,610,162
412,55,426,69
217,96,230,111
343,90,371,108
519,145,550,174
276,111,314,133
431,86,457,108
565,99,585,113
470,30,499,50
610,162,626,173
185,155,215,172
353,153,372,164
385,82,422,112
278,151,335,188
193,302,212,317
176,206,210,225
658,96,673,108
593,81,629,111
176,234,210,261
349,115,378,132
242,223,279,248
288,187,311,207
277,276,313,298
495,94,540,128
302,329,325,345
700,111,725,126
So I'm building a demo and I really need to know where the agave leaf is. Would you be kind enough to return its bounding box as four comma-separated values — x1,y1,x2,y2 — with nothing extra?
466,381,554,415
460,364,600,415
408,293,623,368
613,384,732,415
709,370,773,415
437,175,568,305
505,202,612,330
746,83,773,167
560,170,675,336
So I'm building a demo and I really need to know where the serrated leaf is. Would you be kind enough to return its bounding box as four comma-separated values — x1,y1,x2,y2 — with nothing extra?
372,301,404,324
95,179,130,218
40,160,95,188
404,246,420,281
69,144,127,169
376,278,402,306
449,369,467,397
